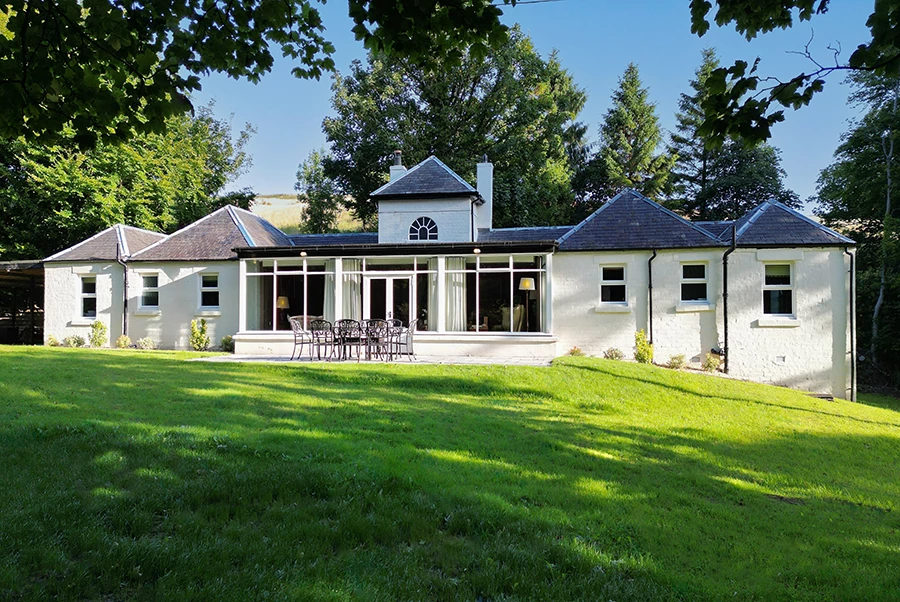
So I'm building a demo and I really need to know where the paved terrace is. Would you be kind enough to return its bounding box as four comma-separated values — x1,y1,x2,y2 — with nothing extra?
193,355,552,367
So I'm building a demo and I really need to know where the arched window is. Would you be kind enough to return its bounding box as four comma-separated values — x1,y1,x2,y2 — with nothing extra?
409,216,438,241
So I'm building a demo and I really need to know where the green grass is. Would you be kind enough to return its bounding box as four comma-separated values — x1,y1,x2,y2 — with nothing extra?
1,347,898,601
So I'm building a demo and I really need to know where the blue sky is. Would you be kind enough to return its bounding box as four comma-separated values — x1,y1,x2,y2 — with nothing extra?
194,0,873,205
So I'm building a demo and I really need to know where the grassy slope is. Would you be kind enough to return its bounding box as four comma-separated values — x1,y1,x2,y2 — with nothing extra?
0,347,898,601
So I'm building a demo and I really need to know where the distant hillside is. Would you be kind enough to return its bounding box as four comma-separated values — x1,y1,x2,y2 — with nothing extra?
251,194,363,234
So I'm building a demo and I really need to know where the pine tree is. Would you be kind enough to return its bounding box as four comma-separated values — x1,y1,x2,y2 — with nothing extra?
595,63,675,199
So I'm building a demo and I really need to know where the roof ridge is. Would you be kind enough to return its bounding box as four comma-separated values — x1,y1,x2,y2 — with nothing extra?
734,202,769,240
763,198,856,244
130,206,232,259
44,225,118,261
631,190,722,243
231,205,293,246
227,205,256,247
557,190,628,245
370,155,476,196
115,224,130,258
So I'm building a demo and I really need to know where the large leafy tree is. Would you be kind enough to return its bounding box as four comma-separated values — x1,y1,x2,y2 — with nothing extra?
669,49,800,220
578,63,674,210
0,105,254,259
321,28,586,228
815,71,900,375
295,148,343,233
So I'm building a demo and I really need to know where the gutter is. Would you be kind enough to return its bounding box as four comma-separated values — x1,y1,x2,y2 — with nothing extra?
844,246,856,401
648,249,657,344
238,241,559,258
722,225,737,374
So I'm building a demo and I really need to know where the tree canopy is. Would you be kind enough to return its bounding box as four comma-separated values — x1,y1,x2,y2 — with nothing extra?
320,27,586,229
0,104,254,260
295,148,343,233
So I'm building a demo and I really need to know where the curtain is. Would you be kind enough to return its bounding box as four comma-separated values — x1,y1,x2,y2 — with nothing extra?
342,258,362,321
324,259,335,323
427,258,439,331
446,257,467,331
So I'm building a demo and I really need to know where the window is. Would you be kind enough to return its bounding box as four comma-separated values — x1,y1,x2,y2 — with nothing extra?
600,266,626,303
763,264,793,315
409,216,438,241
200,273,219,308
141,274,159,308
680,263,708,302
81,276,97,318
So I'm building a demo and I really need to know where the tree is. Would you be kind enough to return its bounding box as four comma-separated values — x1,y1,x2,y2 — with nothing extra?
0,0,513,146
669,49,801,220
580,64,674,208
815,71,900,375
0,104,254,259
321,28,587,228
295,148,343,233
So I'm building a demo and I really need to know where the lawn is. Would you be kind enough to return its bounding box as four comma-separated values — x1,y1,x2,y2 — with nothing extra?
0,347,898,601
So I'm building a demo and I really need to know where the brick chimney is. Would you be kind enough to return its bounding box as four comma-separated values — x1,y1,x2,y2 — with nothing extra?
389,150,406,182
476,155,493,231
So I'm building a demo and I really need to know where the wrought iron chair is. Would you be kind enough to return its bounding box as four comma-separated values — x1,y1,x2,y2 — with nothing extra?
334,319,363,361
391,319,417,361
362,319,389,360
308,319,334,361
288,316,314,361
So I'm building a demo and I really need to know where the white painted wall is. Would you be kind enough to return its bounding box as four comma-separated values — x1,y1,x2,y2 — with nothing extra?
44,262,124,346
378,198,474,244
127,262,240,349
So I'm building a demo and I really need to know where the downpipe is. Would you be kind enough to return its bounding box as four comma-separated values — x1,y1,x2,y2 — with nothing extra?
648,249,657,344
844,246,856,401
722,225,737,374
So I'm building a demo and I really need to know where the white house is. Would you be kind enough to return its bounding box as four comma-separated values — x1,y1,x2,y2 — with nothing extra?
44,154,857,400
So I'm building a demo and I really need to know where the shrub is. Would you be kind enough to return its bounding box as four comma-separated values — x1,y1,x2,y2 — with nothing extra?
136,337,156,350
45,334,60,347
567,346,585,357
190,319,210,351
634,329,653,364
603,347,625,361
89,321,108,348
666,354,687,370
220,335,235,353
62,335,86,348
115,335,132,349
703,353,722,373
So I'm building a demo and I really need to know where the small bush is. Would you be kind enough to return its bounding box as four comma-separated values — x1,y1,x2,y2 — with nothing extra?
89,321,108,348
703,353,722,373
115,335,132,349
567,346,585,357
45,334,60,347
634,329,653,364
603,347,625,361
136,337,156,350
62,335,86,348
190,319,210,351
220,335,235,353
666,354,687,370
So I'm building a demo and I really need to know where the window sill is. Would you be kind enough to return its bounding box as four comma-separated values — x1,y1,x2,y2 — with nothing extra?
195,309,222,317
594,303,631,314
69,319,94,326
756,316,801,328
675,302,715,313
134,308,160,316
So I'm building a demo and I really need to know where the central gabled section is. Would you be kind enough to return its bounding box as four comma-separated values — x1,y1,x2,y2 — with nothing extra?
371,156,483,244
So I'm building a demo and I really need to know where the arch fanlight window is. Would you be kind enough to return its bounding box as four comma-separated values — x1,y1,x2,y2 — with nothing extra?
409,216,438,241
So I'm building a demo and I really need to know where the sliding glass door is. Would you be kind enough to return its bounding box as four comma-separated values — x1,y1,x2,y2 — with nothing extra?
364,276,411,325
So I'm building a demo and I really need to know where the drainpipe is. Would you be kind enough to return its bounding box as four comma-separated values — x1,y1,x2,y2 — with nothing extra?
844,246,856,401
722,225,737,373
115,239,128,338
648,249,657,344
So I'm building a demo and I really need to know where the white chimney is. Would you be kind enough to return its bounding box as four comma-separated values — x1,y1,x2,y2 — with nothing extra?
476,155,493,231
389,150,406,182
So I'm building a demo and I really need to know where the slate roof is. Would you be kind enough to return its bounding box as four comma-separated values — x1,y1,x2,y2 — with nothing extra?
130,206,292,261
558,189,724,251
370,156,477,199
729,199,854,247
477,226,572,244
288,233,379,247
45,225,166,262
694,221,734,239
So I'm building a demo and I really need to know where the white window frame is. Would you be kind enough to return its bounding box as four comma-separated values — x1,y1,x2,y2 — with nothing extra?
80,276,97,318
762,263,794,316
409,216,438,241
599,265,627,305
139,272,160,309
680,262,708,303
199,272,220,309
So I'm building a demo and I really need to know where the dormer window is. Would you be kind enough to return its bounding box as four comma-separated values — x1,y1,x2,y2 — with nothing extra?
409,216,438,241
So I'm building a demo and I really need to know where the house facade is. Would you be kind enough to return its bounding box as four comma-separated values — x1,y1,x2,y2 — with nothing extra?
44,155,857,400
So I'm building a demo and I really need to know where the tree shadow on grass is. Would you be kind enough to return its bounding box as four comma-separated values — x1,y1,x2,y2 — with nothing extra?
0,349,899,601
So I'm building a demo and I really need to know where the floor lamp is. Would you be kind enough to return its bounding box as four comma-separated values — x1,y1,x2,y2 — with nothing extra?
518,277,535,332
276,296,290,329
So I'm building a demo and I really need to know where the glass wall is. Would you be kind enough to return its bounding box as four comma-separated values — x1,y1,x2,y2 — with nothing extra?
245,259,332,331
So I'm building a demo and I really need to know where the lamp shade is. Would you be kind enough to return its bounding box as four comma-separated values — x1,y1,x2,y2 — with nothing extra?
276,296,291,309
518,277,536,291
